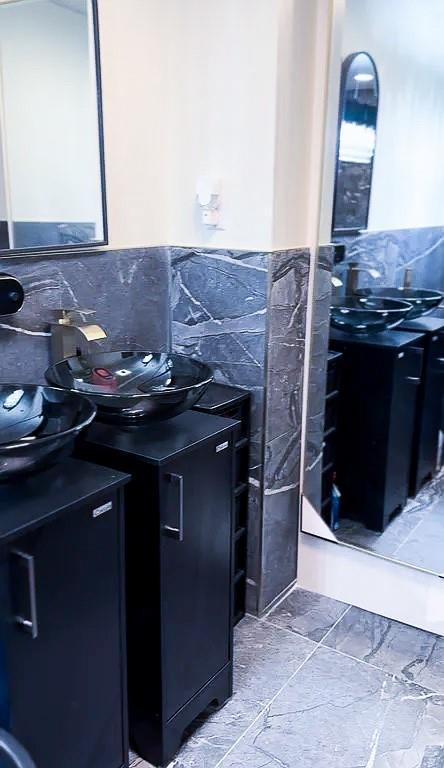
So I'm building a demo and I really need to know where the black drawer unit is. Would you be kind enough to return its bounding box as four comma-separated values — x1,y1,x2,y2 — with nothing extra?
321,351,343,527
193,383,251,625
79,411,238,767
330,328,424,532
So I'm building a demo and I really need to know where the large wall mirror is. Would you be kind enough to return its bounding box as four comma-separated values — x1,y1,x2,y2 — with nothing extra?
303,0,444,578
0,0,106,254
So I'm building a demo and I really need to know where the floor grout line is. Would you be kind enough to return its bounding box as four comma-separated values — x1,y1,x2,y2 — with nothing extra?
318,642,444,696
213,642,321,768
213,604,353,767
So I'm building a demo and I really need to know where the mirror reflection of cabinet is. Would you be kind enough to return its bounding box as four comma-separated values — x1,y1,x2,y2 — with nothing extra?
0,0,107,255
332,52,379,237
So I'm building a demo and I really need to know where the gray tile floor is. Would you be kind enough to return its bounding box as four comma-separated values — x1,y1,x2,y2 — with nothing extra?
336,468,444,574
130,587,444,768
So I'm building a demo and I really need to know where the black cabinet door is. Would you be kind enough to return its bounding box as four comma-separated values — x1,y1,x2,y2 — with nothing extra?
6,495,126,768
415,333,444,488
160,440,233,720
385,347,423,517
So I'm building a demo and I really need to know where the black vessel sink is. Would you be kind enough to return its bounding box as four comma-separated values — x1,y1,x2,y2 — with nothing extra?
357,287,444,319
330,296,412,334
46,351,213,423
0,385,96,480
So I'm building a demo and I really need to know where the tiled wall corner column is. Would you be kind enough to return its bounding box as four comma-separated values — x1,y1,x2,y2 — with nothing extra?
170,246,311,614
259,248,310,613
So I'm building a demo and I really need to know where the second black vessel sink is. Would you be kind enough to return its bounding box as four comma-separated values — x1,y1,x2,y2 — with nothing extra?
0,385,96,480
330,295,412,334
357,287,444,319
46,351,213,423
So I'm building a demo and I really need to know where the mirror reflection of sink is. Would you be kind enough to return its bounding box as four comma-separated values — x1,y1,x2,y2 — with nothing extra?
0,385,96,481
330,295,412,334
46,351,214,424
356,287,444,319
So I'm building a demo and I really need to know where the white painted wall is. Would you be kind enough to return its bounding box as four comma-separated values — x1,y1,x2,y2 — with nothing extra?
0,0,103,229
321,0,444,233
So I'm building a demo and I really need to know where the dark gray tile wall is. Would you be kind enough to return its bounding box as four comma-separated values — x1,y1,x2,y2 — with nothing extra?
170,247,269,613
334,226,444,291
0,247,170,382
260,248,310,613
303,245,334,512
171,246,310,614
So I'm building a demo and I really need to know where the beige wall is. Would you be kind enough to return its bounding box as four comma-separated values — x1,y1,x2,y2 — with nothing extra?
98,0,326,251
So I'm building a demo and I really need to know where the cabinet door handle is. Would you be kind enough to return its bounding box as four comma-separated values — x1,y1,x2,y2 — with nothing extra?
163,473,184,542
11,550,38,640
406,376,421,383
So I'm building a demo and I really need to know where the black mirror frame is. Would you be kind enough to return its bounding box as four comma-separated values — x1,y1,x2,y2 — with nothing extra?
0,0,108,258
331,51,379,239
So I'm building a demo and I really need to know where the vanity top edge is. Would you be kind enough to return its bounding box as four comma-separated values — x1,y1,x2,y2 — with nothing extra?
400,315,444,333
83,410,240,465
330,328,425,349
0,458,130,546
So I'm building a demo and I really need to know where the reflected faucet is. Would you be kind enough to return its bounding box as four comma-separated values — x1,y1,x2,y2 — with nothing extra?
346,261,381,294
404,267,413,289
50,309,107,362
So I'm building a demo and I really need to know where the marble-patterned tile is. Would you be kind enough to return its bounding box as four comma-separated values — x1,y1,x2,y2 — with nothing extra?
166,616,314,768
265,587,349,642
323,606,444,693
334,226,444,292
0,247,170,382
393,504,444,574
219,645,444,768
258,486,301,613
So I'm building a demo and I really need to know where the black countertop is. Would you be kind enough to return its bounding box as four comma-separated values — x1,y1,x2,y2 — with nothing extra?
400,315,444,334
330,328,425,349
83,410,240,465
0,459,130,546
193,383,250,413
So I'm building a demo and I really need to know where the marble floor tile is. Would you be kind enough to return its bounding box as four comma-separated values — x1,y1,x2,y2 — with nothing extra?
393,504,444,574
323,606,444,693
131,616,314,768
335,469,444,573
218,646,444,768
264,587,349,642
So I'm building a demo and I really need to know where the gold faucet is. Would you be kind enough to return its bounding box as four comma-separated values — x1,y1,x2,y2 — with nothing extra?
404,268,413,289
346,262,381,294
50,309,107,362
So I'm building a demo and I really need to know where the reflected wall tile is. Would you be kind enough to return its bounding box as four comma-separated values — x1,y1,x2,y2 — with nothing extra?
334,226,444,291
303,245,334,511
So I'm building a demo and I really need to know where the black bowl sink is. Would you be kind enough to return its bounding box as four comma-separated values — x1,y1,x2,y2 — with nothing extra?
45,351,214,424
356,287,444,319
330,295,412,334
0,385,96,481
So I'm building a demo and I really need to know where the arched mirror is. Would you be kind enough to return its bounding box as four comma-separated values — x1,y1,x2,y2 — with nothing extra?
332,52,379,236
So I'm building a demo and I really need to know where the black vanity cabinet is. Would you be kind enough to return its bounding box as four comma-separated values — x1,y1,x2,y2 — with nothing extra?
0,459,130,768
399,316,444,495
330,329,424,531
79,410,238,767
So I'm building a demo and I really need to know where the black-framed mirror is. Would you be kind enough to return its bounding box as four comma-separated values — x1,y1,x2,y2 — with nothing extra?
0,0,107,255
332,51,379,237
